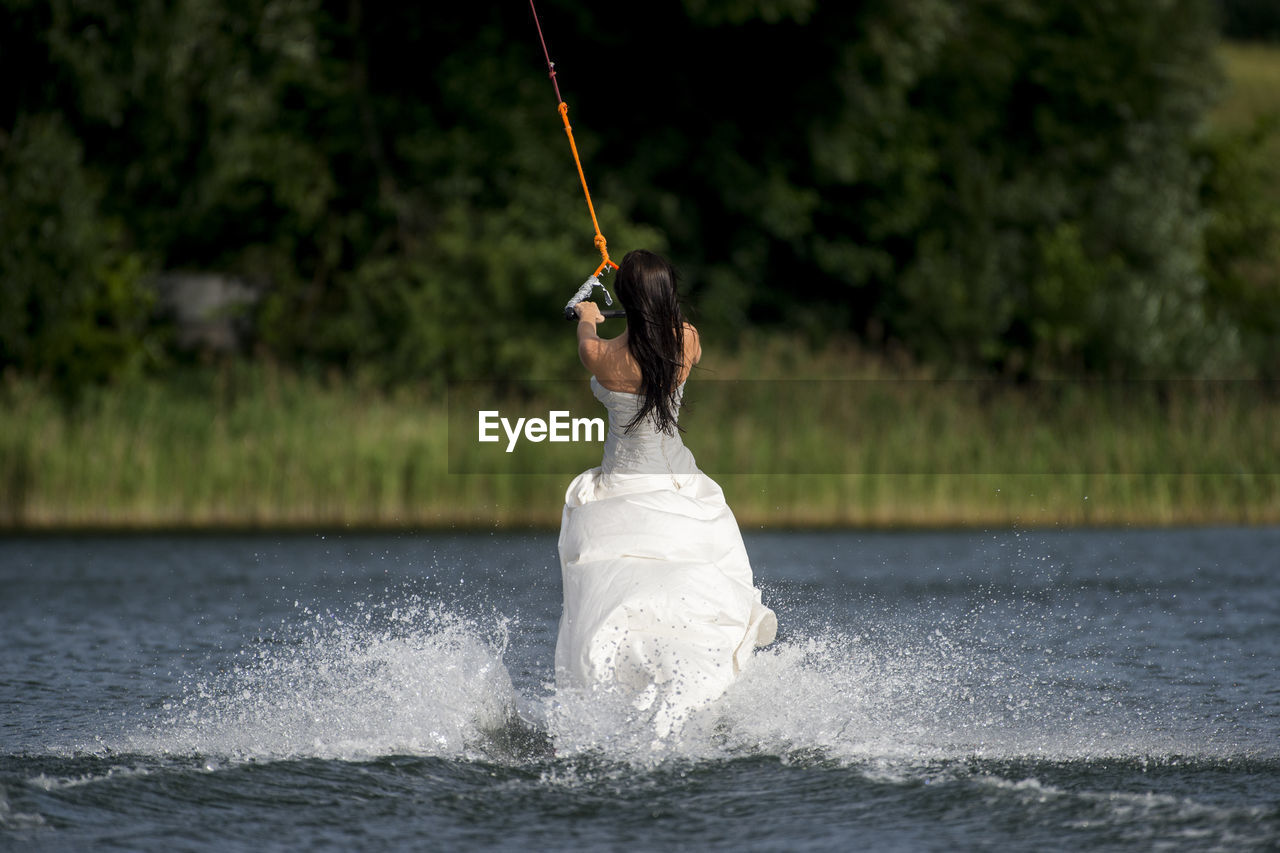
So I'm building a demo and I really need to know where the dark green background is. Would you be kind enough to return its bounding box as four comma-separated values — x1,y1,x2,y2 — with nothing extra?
3,0,1278,393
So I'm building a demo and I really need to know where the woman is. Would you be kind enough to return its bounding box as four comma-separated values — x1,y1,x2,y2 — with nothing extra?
555,249,777,737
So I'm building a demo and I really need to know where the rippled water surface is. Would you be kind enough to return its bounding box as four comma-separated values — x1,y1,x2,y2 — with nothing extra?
2,527,1277,851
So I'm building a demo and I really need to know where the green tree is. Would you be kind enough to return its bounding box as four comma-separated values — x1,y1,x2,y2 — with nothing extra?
1199,116,1280,376
0,114,152,390
2,0,1268,385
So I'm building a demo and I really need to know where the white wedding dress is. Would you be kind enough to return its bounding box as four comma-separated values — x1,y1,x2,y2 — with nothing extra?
555,376,777,735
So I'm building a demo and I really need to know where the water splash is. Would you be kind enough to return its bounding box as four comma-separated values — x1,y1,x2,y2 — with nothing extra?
540,630,1183,767
111,590,1254,770
708,630,1182,763
122,599,519,762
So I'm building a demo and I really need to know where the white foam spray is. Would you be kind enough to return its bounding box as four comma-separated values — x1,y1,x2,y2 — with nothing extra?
122,599,518,762
113,593,1239,770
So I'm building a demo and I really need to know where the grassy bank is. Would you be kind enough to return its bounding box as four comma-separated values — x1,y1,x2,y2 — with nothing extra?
3,351,1277,530
1215,42,1280,134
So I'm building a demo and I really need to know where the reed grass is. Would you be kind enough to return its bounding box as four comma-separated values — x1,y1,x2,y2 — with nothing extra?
2,349,1276,530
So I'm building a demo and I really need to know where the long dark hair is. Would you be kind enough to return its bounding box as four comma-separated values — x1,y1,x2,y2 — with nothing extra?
615,249,687,435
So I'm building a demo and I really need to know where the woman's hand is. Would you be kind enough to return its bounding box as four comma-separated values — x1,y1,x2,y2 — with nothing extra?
574,301,605,324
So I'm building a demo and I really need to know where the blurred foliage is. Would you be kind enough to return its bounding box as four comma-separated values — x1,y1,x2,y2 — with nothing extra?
1,0,1278,390
1216,0,1280,40
0,113,155,392
1199,116,1280,375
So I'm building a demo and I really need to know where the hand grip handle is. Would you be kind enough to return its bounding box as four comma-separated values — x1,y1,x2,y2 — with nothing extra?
565,307,625,321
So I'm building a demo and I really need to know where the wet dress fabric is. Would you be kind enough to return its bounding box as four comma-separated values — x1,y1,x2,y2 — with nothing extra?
555,376,777,734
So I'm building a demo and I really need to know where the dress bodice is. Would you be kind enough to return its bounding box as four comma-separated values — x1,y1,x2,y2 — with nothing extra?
589,376,697,478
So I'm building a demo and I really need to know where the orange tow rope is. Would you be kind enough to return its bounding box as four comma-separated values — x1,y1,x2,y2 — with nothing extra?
529,0,619,277
557,102,617,276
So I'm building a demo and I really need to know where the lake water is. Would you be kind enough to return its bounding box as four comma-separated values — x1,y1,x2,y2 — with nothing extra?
1,527,1277,851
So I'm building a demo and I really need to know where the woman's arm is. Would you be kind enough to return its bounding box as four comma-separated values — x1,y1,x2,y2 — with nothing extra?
574,301,607,372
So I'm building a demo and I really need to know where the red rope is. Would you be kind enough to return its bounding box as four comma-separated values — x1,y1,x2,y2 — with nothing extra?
528,0,564,104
